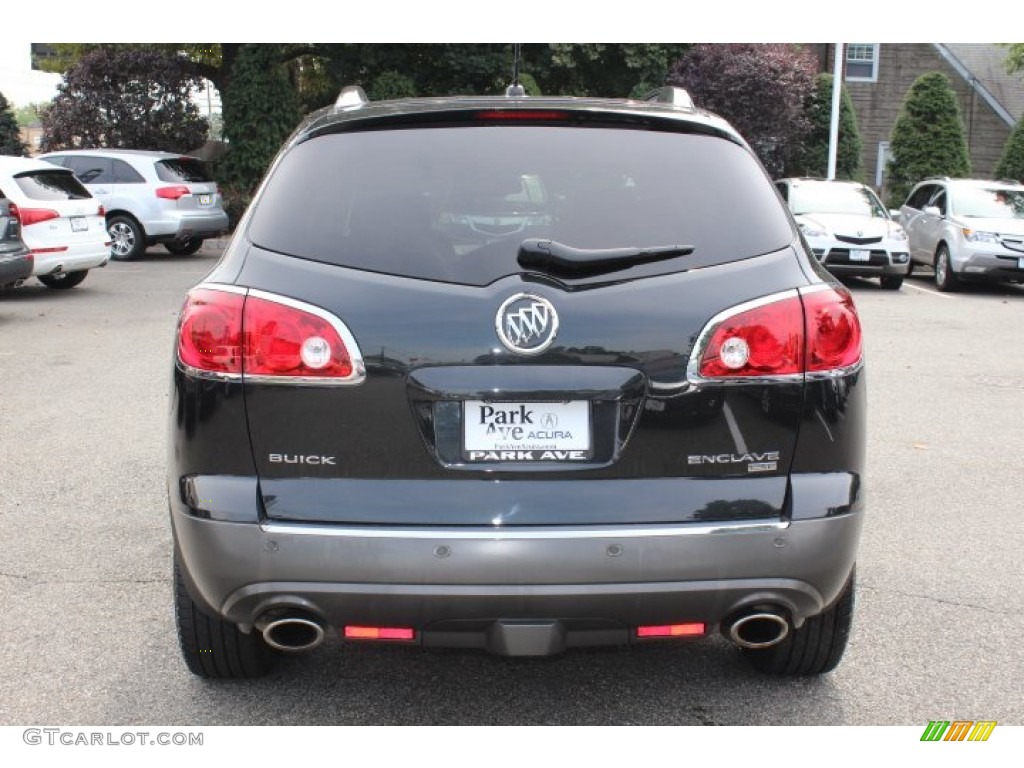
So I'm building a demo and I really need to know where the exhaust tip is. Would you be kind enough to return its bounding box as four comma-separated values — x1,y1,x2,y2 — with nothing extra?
258,614,326,652
727,612,790,649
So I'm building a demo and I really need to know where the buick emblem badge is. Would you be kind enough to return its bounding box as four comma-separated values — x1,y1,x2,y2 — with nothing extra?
495,293,559,355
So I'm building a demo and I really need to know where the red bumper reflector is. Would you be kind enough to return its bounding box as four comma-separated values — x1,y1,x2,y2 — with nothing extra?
28,246,69,255
637,623,705,638
344,626,415,641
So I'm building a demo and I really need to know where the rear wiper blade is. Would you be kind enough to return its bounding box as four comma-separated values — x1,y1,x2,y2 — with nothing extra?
517,238,694,276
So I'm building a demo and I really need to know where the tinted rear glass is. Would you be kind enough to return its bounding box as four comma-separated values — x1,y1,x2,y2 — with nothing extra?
249,126,793,286
156,158,212,183
14,170,91,201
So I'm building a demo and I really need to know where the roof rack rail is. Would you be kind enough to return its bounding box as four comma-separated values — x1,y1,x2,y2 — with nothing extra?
923,176,951,181
644,86,694,110
335,85,369,111
996,178,1024,185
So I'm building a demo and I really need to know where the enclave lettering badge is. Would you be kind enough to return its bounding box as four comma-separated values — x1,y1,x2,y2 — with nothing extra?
688,451,780,473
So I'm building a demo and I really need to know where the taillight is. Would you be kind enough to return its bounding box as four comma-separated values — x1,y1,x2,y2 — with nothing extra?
245,292,355,379
176,286,365,384
10,204,60,227
98,205,105,217
156,185,190,200
697,293,805,378
177,288,245,375
803,288,862,372
475,110,569,121
693,286,861,381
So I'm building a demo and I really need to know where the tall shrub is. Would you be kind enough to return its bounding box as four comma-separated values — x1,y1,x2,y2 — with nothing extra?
995,115,1024,182
886,72,970,206
791,73,862,180
667,44,817,177
40,47,208,153
218,44,301,193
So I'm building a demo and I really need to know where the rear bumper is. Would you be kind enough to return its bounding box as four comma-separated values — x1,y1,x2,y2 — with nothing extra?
29,242,109,276
171,502,863,638
146,209,229,240
0,250,33,285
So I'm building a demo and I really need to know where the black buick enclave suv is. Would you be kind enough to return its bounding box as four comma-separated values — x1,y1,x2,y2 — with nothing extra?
169,86,865,678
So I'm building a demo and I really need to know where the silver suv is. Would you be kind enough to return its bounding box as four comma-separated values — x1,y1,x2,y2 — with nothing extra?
40,149,229,261
899,178,1024,291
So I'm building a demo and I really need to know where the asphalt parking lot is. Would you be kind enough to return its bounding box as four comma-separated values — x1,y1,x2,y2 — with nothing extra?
1,244,1022,726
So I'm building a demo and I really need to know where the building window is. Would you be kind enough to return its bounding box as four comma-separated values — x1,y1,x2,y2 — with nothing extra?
845,44,879,82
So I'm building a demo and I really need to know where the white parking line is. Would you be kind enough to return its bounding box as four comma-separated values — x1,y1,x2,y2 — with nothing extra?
902,282,954,299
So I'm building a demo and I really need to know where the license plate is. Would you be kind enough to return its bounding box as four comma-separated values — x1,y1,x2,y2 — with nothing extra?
463,401,590,462
1019,257,1024,270
70,217,87,232
849,249,870,262
199,194,212,206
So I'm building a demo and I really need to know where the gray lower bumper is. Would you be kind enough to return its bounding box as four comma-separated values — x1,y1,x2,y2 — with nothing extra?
172,507,863,634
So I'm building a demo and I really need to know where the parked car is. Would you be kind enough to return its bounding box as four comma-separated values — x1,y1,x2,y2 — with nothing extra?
170,86,866,679
0,189,33,289
0,156,109,289
899,177,1024,291
775,178,911,290
40,149,228,261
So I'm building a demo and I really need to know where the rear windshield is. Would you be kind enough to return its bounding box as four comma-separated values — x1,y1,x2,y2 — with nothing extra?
156,158,212,183
14,170,91,201
248,126,793,285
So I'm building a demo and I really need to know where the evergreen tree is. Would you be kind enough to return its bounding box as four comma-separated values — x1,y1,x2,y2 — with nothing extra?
0,91,29,156
995,115,1024,182
886,72,970,206
791,73,862,180
218,44,301,193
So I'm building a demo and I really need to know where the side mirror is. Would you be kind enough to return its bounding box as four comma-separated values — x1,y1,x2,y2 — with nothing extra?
889,209,902,219
923,205,942,217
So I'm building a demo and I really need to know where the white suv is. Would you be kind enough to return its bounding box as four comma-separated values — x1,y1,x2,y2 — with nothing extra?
899,178,1024,291
775,178,911,290
40,149,229,261
0,156,109,289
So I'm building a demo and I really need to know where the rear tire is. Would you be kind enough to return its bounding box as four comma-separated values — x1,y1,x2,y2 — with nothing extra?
108,215,145,261
174,559,277,679
164,238,204,256
879,275,903,290
38,270,88,289
742,568,855,676
935,246,958,292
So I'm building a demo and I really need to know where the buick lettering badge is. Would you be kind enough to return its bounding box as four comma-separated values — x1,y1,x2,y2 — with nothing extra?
495,293,559,355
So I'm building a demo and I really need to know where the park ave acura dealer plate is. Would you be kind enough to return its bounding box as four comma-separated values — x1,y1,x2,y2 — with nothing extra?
463,401,591,461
